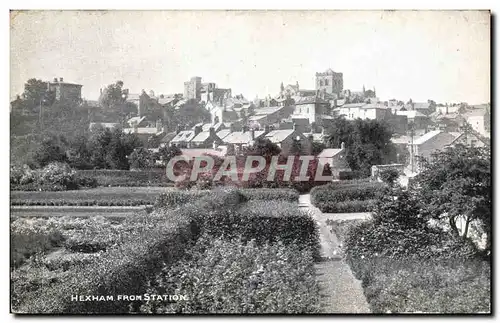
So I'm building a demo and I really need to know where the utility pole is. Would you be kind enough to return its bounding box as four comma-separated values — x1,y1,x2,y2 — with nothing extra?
409,122,415,173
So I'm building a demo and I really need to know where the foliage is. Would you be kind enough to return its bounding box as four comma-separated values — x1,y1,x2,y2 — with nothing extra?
239,188,299,202
22,78,55,109
414,144,491,253
75,169,173,187
378,168,399,186
316,199,376,213
30,136,68,168
310,181,385,211
325,117,397,176
128,148,154,169
140,236,320,314
11,187,168,206
155,144,182,166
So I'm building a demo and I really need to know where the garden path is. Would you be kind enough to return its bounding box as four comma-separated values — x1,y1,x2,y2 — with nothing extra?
299,194,371,314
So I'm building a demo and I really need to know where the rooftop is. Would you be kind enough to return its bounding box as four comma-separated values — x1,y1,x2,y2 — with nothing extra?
317,148,343,158
264,129,295,143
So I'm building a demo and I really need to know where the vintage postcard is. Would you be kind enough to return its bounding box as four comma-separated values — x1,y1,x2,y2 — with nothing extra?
10,10,491,314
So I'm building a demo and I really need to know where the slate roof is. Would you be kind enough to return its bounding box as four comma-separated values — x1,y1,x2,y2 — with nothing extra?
216,129,232,140
317,148,343,158
158,97,176,105
171,130,196,143
264,129,295,143
160,132,178,144
123,127,160,135
127,116,146,127
180,148,227,158
396,110,427,118
224,130,265,144
413,130,442,145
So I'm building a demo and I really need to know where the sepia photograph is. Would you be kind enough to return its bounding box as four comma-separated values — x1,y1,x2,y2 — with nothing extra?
9,9,491,315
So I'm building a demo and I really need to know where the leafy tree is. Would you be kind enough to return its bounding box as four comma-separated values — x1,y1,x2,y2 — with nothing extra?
30,136,68,168
129,148,154,169
326,117,396,176
379,168,400,186
22,78,55,109
243,138,281,157
414,144,491,254
98,80,126,109
156,145,182,165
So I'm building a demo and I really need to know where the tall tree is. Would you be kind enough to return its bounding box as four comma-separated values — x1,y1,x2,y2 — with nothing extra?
414,144,491,254
326,117,396,176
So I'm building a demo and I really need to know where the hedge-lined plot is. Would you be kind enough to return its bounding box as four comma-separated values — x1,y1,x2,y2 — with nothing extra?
12,188,321,314
310,181,385,213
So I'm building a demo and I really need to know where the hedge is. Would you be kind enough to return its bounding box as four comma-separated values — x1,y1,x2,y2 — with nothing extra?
75,169,173,187
238,188,299,202
315,199,376,213
310,181,385,210
140,236,320,314
13,189,243,313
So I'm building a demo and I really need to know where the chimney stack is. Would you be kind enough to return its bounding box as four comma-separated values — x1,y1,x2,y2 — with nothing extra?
341,142,345,150
59,77,63,82
194,125,203,136
209,127,216,137
293,123,298,131
264,125,270,134
53,77,58,83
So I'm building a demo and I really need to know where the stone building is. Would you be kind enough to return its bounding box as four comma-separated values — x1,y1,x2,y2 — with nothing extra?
47,77,82,102
315,68,343,97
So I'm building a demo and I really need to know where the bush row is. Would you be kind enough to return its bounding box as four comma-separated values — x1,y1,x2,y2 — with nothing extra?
139,235,320,314
154,188,300,210
11,199,152,207
13,189,243,313
314,199,376,213
75,169,173,187
11,163,98,191
310,181,385,211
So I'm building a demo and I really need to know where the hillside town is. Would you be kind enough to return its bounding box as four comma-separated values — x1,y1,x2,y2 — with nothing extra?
10,68,491,180
10,10,491,316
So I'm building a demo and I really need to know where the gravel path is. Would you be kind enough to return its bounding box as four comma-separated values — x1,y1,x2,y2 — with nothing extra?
299,194,371,314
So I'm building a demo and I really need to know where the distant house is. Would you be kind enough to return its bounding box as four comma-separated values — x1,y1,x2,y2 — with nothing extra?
292,96,331,125
405,101,432,116
317,143,351,179
263,125,312,155
190,127,224,149
409,130,461,171
462,108,490,137
396,110,430,130
170,130,197,148
127,116,148,127
122,120,166,147
48,77,82,102
335,103,390,121
223,127,267,154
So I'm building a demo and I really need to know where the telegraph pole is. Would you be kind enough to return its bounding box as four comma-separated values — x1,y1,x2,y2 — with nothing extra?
409,122,415,173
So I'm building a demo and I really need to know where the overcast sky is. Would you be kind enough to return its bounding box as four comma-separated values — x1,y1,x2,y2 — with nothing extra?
10,10,490,104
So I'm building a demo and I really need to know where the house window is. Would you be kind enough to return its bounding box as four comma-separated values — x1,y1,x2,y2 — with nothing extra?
325,79,329,86
320,80,324,86
307,107,309,114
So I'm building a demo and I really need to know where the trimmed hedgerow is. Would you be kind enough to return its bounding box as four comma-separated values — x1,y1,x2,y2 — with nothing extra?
310,181,385,213
238,188,299,203
75,169,174,187
139,235,320,314
315,199,376,213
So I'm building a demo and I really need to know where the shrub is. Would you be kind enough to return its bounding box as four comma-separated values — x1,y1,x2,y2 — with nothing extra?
378,168,400,186
154,190,211,209
310,181,385,212
239,188,299,202
315,199,375,213
139,235,320,314
15,208,199,314
10,218,65,268
75,169,173,187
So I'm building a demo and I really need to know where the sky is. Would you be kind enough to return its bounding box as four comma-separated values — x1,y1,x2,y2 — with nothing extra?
10,10,490,104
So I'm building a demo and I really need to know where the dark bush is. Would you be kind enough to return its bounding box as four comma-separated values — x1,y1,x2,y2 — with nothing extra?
316,199,375,213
